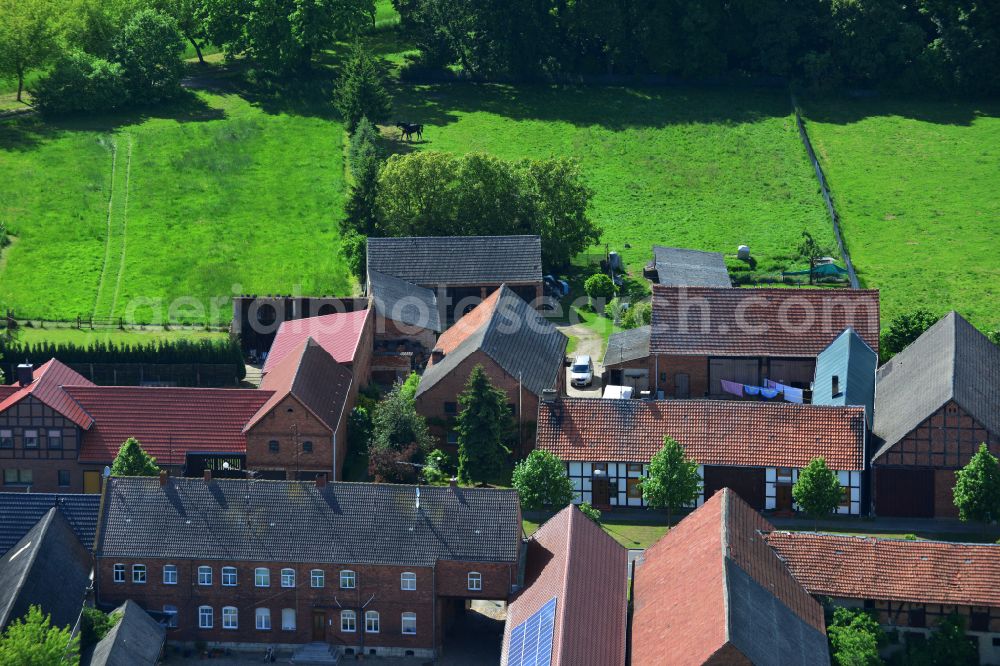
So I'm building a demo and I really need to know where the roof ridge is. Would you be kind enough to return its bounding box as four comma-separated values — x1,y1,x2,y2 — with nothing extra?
6,508,56,618
719,490,733,645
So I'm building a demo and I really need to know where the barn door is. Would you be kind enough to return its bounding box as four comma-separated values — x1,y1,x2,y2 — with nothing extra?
875,468,934,517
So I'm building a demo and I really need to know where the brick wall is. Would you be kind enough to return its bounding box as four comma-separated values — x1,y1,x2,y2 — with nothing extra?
878,401,1000,468
0,395,89,493
434,560,518,600
245,395,336,479
350,308,375,388
934,469,960,519
653,355,709,398
374,313,437,351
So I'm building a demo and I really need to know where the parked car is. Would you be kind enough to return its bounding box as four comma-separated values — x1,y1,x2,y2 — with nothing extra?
570,355,594,387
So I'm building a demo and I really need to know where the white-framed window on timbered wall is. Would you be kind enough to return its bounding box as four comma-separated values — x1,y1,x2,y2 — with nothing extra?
764,467,861,515
566,462,667,508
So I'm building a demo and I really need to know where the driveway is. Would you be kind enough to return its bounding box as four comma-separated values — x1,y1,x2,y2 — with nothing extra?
559,324,604,398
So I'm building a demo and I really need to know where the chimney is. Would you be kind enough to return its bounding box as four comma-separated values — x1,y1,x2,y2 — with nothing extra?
159,470,168,487
541,388,557,404
16,363,33,387
203,469,212,483
449,477,458,489
831,374,840,396
316,473,327,488
430,348,445,364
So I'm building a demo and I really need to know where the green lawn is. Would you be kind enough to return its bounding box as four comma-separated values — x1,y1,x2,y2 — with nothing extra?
803,98,1000,329
523,517,668,549
0,89,352,325
391,82,834,278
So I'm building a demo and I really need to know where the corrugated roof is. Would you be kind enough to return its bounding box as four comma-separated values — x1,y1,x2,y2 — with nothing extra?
417,285,567,398
536,398,865,470
67,386,272,464
873,311,1000,461
0,508,92,631
97,477,521,567
501,505,627,666
84,600,165,666
812,328,878,428
367,236,542,286
603,326,651,367
652,246,731,287
245,338,353,433
368,269,441,332
263,309,370,374
0,493,100,554
0,360,95,428
631,489,828,666
650,286,880,357
764,531,1000,608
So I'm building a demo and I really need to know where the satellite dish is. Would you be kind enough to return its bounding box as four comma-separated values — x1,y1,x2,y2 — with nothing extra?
222,461,231,470
103,466,112,479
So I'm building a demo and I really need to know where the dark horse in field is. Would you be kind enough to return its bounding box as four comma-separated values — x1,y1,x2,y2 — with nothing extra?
396,122,424,142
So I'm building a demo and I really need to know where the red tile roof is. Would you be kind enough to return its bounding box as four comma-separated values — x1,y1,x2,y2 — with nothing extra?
501,505,627,666
632,489,826,666
0,360,95,428
263,309,370,373
65,386,272,464
245,338,353,433
430,288,502,359
536,398,865,470
764,531,1000,608
0,385,20,401
650,286,880,357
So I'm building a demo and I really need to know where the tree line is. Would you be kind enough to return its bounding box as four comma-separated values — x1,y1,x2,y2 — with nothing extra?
0,336,245,373
394,0,1000,95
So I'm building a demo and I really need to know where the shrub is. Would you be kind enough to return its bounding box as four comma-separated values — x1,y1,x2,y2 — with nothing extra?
578,502,601,524
879,309,938,361
512,449,574,510
369,443,420,483
604,297,624,323
584,273,615,309
422,449,454,484
622,300,651,329
793,457,842,527
30,50,128,115
80,607,121,649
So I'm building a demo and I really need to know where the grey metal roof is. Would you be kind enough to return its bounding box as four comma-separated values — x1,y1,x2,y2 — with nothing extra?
873,312,1000,461
725,559,831,666
416,286,567,398
602,326,651,367
96,477,521,566
84,600,165,666
652,245,731,287
812,328,878,428
0,493,100,554
367,236,542,287
368,269,442,332
0,507,93,631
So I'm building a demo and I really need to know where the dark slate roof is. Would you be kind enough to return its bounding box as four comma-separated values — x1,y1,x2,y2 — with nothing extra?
602,326,651,367
0,508,92,631
652,245,731,287
368,269,442,332
367,236,542,286
873,312,1000,461
812,328,878,428
0,493,101,554
97,477,521,567
416,285,567,398
84,600,165,666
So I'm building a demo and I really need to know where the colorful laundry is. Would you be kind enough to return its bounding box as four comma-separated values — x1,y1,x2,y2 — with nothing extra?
760,387,780,399
743,385,761,396
782,386,804,404
720,380,744,397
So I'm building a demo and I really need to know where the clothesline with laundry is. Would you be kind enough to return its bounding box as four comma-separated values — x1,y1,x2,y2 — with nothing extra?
719,378,804,404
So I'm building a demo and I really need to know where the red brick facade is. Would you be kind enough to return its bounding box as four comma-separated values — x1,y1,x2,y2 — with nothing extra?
244,394,344,480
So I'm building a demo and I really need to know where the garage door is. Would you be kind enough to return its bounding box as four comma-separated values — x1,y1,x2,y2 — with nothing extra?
703,466,766,509
875,468,934,518
622,369,649,392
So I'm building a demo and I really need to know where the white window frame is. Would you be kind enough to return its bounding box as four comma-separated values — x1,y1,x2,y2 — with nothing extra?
198,566,212,586
256,608,271,630
164,605,178,628
163,564,177,585
310,569,325,588
340,570,356,589
255,567,270,587
281,568,295,588
400,572,416,591
467,571,482,591
222,566,237,587
47,430,62,448
222,606,238,630
281,608,296,631
365,611,380,634
199,606,213,629
402,612,416,635
132,564,146,584
113,563,125,583
341,610,356,633
23,429,38,448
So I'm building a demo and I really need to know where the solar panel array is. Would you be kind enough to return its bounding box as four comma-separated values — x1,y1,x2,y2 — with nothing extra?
507,596,557,666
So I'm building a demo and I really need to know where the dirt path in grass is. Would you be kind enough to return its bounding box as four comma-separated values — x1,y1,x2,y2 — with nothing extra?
91,134,133,321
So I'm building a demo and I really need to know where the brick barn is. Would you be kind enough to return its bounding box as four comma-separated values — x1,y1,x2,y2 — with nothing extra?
416,285,567,455
647,286,879,399
871,312,1000,518
765,531,1000,664
535,397,866,514
603,326,652,393
95,475,522,659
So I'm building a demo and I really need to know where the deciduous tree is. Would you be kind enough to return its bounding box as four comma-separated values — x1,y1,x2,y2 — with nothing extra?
456,365,511,484
511,449,574,510
370,378,434,453
0,605,79,666
879,309,938,360
793,457,842,527
953,443,1000,523
0,0,59,102
113,8,185,103
111,437,160,476
584,273,615,310
641,436,701,526
827,607,884,666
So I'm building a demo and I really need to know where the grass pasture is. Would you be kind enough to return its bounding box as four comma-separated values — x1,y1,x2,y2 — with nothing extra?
804,98,1000,328
0,89,352,325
